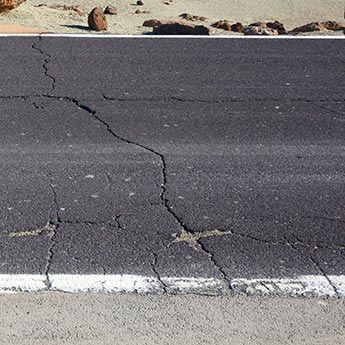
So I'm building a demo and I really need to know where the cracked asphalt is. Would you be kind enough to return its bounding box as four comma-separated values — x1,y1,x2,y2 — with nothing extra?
0,37,345,295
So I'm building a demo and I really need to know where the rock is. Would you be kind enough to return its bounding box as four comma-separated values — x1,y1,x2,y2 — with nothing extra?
137,0,144,5
289,22,324,34
212,20,231,31
244,25,278,36
290,21,345,34
88,7,108,31
179,13,207,21
0,0,26,12
321,21,345,31
231,22,245,33
104,6,117,15
143,19,161,27
135,9,150,14
153,22,209,35
267,21,286,34
249,22,267,27
143,19,175,27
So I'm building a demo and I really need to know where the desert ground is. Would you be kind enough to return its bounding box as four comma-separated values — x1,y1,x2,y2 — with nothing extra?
0,0,345,35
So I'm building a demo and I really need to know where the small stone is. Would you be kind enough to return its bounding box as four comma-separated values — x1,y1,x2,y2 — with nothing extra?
179,13,207,21
231,22,245,33
212,20,231,31
153,22,209,35
137,0,144,5
143,19,174,27
104,6,117,15
143,19,162,27
135,9,150,14
244,25,278,36
266,21,286,34
88,7,108,31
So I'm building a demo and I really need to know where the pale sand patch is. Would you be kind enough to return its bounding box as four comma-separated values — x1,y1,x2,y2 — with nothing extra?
0,0,344,35
0,22,45,33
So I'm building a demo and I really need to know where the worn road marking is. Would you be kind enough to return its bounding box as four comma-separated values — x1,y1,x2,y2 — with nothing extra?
0,274,344,296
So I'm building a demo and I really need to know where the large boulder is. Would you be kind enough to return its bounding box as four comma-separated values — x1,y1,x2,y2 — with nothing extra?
0,0,26,12
88,7,108,31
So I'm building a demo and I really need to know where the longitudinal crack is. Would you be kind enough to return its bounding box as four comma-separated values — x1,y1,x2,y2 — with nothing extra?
43,173,60,289
32,36,56,94
103,94,345,104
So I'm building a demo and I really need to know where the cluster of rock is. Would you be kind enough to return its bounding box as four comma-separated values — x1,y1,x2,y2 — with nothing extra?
1,1,344,36
143,18,209,35
0,0,25,12
212,19,345,35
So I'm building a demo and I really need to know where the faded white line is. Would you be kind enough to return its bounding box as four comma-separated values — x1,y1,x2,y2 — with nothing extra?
0,34,344,39
0,274,46,293
231,276,339,297
0,274,344,296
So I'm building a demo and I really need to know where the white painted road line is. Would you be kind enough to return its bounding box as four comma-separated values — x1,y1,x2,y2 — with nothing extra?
0,274,344,296
0,275,46,293
0,34,345,39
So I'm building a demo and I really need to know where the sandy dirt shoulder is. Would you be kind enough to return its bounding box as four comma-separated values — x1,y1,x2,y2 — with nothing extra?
1,292,345,344
0,0,345,35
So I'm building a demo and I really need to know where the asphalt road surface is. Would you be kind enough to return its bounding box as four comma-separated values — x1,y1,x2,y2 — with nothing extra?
0,36,344,296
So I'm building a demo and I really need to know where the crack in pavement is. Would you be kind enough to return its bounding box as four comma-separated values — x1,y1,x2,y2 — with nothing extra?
42,173,61,289
31,36,56,95
309,252,340,297
31,93,232,291
103,93,345,104
171,227,345,251
308,101,345,118
151,252,168,293
3,38,344,293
